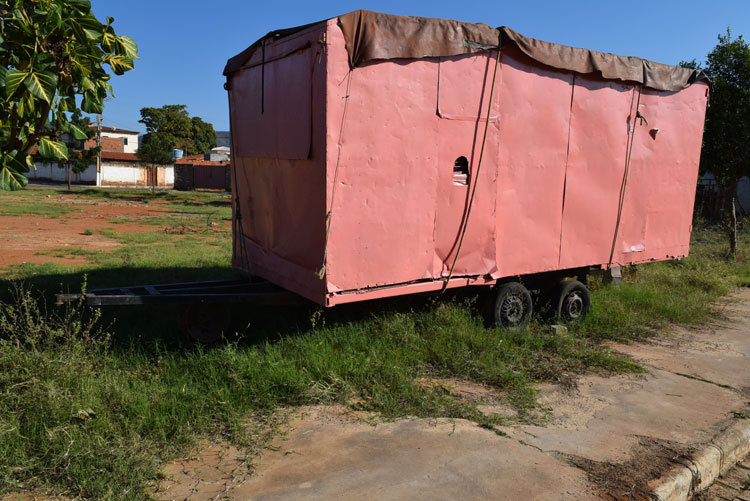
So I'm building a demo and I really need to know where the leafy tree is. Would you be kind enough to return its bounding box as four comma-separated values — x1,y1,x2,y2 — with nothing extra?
696,29,750,211
138,104,216,157
0,0,137,190
136,131,171,193
191,116,217,155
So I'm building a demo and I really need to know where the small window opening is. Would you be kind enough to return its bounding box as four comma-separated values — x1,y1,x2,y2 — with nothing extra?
123,138,128,145
453,156,469,186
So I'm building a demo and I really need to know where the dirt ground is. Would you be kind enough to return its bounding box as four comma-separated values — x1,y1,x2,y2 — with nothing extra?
696,456,750,500
0,193,171,270
154,289,750,500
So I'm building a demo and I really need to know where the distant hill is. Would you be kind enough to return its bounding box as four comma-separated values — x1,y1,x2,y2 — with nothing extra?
216,131,230,148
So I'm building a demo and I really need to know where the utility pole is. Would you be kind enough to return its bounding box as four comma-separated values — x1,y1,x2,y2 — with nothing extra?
96,114,102,186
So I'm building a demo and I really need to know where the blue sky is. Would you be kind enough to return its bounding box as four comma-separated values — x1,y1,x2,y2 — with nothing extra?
91,0,750,134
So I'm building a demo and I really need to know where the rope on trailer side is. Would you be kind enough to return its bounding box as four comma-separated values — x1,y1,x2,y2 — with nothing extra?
440,46,502,294
226,76,252,276
607,85,643,270
317,70,353,280
231,159,251,276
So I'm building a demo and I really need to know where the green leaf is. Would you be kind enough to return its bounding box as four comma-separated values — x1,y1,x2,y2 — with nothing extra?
24,71,57,103
0,166,29,191
104,54,134,75
80,75,95,92
68,123,88,140
115,35,138,59
83,27,101,40
68,0,92,10
0,156,30,190
38,137,69,160
5,69,27,98
101,28,116,52
81,91,103,113
5,153,31,174
73,15,104,41
17,93,35,116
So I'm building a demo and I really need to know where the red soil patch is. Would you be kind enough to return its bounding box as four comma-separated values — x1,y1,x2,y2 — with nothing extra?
0,196,170,271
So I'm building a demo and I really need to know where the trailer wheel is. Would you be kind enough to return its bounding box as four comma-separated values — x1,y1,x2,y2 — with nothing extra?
553,280,590,323
178,304,231,344
493,282,533,329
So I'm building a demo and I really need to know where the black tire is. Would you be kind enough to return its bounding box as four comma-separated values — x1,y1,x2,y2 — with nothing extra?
178,304,231,344
553,280,591,323
493,282,533,329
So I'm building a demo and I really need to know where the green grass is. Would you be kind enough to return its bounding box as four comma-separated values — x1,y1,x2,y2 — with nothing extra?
0,192,75,218
0,188,748,499
581,223,750,340
34,247,100,259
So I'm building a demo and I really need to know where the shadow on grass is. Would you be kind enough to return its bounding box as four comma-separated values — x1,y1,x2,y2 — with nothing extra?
0,265,482,356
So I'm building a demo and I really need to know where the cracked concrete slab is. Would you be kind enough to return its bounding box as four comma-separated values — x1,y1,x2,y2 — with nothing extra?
229,408,598,500
510,368,743,464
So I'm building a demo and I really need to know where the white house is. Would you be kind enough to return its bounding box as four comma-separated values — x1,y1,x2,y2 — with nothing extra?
95,126,139,154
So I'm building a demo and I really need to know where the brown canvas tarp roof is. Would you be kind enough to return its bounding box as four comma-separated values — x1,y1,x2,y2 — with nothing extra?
225,10,707,92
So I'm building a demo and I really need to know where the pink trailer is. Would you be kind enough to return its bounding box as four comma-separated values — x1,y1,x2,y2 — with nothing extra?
223,10,709,327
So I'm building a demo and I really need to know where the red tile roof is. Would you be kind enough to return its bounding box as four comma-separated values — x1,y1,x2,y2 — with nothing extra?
101,151,139,162
89,125,140,135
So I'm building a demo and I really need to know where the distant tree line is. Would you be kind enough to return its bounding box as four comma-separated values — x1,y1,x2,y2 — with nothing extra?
682,29,750,220
137,104,217,166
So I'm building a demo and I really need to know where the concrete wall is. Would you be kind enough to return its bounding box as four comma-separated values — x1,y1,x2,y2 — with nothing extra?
30,161,96,184
30,160,173,189
100,163,174,188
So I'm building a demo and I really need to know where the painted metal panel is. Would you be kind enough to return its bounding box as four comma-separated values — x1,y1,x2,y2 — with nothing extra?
437,54,500,121
230,47,312,160
494,50,574,277
434,52,500,277
558,78,636,270
324,23,440,292
234,156,325,271
229,23,328,304
613,83,709,264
